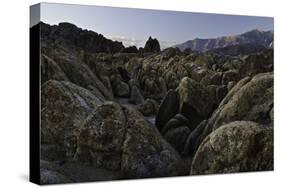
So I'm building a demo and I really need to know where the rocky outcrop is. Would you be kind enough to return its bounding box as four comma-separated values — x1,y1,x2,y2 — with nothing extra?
38,21,274,182
56,56,113,100
176,77,216,127
161,114,192,153
110,74,130,97
121,106,185,178
201,72,273,142
41,55,69,84
40,22,125,54
41,80,103,159
155,90,180,130
76,102,126,170
41,54,113,100
182,120,207,158
143,37,160,53
191,121,273,174
137,98,159,116
239,49,273,77
75,102,185,178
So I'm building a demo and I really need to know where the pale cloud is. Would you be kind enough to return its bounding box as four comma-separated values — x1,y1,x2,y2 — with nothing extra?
108,35,179,50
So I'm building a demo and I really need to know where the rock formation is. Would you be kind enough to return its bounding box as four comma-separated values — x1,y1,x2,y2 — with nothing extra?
35,21,274,182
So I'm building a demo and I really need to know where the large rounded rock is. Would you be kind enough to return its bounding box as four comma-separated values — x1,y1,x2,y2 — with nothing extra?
182,120,207,158
121,106,185,178
200,72,222,86
159,113,192,153
191,121,273,175
163,126,191,153
76,102,126,170
202,72,273,140
156,90,180,130
161,114,191,134
176,77,216,127
41,80,103,159
111,74,130,97
75,102,185,178
137,98,159,116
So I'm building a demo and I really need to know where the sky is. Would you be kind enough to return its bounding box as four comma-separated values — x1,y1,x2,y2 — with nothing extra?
37,3,274,49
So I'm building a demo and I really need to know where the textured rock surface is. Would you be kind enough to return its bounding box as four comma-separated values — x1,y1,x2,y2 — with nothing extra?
40,169,70,185
191,121,273,175
201,73,273,142
41,80,103,158
41,55,69,84
156,90,180,130
121,106,185,178
176,77,215,128
74,102,185,178
37,21,274,182
76,102,126,170
137,98,159,116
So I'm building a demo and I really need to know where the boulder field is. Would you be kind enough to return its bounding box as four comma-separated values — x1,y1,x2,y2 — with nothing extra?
38,22,274,183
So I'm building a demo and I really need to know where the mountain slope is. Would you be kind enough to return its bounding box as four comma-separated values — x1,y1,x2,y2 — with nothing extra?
175,29,273,52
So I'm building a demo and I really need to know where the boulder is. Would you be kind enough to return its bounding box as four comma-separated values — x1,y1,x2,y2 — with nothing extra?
115,81,130,97
156,90,180,130
163,126,191,153
41,80,103,159
76,102,126,170
161,118,183,135
129,86,144,105
137,98,159,116
239,50,273,77
182,120,207,158
111,74,130,97
222,69,239,85
201,73,273,141
161,47,181,60
158,113,193,153
121,106,185,178
191,121,273,175
75,102,185,178
176,77,216,127
200,72,222,86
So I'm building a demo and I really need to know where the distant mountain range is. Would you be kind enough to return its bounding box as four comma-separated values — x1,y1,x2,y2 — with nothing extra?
175,29,273,52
